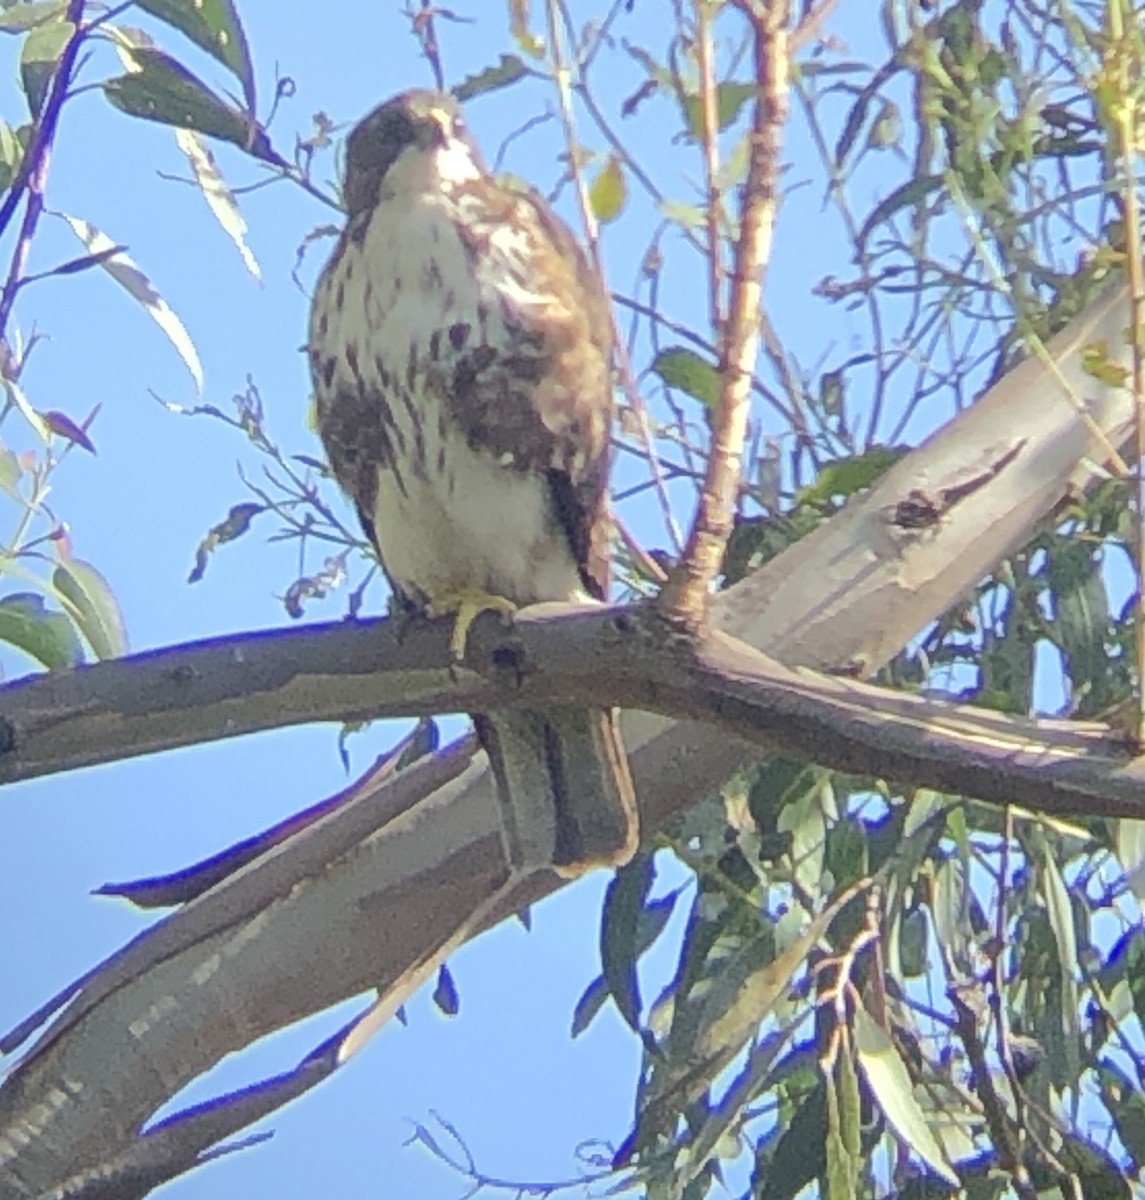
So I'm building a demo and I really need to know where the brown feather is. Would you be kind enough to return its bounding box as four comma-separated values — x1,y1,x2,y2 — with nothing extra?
309,89,637,873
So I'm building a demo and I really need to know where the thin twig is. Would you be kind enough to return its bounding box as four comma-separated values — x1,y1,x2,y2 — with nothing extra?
544,0,684,555
659,0,792,625
0,0,88,341
694,0,725,339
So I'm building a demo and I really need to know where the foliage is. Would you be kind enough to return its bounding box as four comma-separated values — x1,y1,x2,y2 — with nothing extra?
4,0,1145,1199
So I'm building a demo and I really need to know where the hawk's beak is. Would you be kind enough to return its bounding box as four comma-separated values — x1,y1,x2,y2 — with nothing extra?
415,106,454,150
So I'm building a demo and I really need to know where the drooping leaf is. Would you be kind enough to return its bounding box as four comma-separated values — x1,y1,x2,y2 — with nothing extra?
103,48,273,161
648,886,861,1139
1097,1062,1145,1169
3,377,49,441
188,501,264,583
60,214,203,393
0,444,23,496
600,851,655,1033
1044,539,1109,713
0,591,82,669
777,783,828,900
32,244,127,280
794,446,905,508
755,1081,827,1200
1039,837,1080,1068
853,1005,959,1187
1115,818,1145,902
20,15,71,118
857,174,943,247
283,553,347,618
508,0,543,57
0,121,24,192
588,155,626,224
133,0,255,113
650,346,721,409
42,409,95,453
681,81,756,137
53,557,128,660
175,128,259,279
433,964,459,1016
657,199,706,229
453,53,528,102
0,2,66,34
573,886,681,1037
824,1069,857,1200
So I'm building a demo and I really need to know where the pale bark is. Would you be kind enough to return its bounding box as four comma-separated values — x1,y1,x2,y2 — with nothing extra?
0,282,1137,1198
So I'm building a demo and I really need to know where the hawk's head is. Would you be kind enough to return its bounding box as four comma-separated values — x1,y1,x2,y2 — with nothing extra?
342,89,484,217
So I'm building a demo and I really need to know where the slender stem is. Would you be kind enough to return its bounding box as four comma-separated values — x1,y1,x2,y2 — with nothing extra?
658,0,793,625
0,0,89,342
695,0,725,339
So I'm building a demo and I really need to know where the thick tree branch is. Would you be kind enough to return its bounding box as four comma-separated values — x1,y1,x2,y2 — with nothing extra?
1,279,1141,1198
0,602,1140,821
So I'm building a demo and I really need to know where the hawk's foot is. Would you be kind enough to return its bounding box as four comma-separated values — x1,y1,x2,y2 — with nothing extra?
427,587,518,661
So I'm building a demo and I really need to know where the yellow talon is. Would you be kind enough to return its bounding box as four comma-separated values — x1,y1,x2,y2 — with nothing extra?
427,587,518,661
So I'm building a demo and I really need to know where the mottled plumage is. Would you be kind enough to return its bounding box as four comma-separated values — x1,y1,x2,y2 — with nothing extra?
308,89,637,874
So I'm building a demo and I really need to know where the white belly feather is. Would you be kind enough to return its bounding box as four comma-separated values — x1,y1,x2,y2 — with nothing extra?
320,186,588,608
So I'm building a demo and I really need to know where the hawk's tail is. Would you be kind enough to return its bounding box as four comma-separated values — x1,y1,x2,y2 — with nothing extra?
474,706,638,876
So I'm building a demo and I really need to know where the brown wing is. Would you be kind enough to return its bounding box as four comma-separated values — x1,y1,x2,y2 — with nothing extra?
443,178,614,599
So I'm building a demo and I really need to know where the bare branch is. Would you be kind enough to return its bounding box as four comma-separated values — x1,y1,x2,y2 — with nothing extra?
0,0,89,339
0,597,1142,822
659,0,791,625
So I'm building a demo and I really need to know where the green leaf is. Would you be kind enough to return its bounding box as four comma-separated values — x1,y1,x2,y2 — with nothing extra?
588,155,626,224
573,886,681,1037
1098,1062,1145,1168
682,81,755,137
569,974,609,1039
1045,539,1110,714
60,213,203,393
133,0,255,113
103,48,273,160
176,128,259,279
3,377,49,441
778,784,827,900
0,121,23,192
853,1004,959,1187
657,199,705,230
600,851,654,1033
432,964,459,1016
20,15,71,118
453,53,528,102
756,1082,827,1200
53,558,128,660
0,444,22,497
794,446,905,508
650,346,721,408
857,174,943,247
42,409,95,453
824,1068,858,1200
0,1,66,34
0,592,82,669
834,80,876,166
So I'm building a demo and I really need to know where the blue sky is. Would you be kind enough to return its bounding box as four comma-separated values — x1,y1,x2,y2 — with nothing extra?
0,2,912,1197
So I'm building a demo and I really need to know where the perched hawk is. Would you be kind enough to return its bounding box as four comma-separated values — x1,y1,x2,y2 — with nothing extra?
308,89,638,875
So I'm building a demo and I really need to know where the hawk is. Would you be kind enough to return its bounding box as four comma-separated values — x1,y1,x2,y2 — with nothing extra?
308,89,638,875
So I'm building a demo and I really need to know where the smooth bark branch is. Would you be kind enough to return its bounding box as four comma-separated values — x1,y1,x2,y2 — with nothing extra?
1,281,1141,1198
0,603,1140,819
